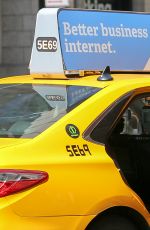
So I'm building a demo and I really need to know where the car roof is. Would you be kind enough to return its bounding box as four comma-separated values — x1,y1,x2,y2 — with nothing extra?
1,72,150,89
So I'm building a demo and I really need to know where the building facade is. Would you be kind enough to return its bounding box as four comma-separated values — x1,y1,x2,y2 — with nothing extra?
0,0,149,77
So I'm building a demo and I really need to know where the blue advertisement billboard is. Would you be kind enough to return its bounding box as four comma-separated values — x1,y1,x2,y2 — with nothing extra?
58,9,150,71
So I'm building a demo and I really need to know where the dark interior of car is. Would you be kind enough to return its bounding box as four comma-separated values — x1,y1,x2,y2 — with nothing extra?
106,97,150,211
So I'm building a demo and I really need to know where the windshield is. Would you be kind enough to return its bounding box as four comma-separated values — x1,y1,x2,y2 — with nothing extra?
0,84,100,138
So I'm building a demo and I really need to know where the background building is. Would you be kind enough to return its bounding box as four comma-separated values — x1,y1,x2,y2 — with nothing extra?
0,0,149,77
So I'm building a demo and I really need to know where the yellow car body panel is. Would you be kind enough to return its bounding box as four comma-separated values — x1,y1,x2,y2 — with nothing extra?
0,73,150,229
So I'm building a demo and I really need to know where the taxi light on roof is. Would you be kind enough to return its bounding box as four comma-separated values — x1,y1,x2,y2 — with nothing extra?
30,8,150,75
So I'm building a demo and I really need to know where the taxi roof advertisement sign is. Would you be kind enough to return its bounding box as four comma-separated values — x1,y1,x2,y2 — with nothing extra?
58,9,150,71
30,9,150,74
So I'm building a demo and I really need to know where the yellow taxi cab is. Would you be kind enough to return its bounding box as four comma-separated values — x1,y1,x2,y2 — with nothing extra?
0,8,150,230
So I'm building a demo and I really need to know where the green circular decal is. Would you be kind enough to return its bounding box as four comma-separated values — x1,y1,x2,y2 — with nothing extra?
66,124,80,138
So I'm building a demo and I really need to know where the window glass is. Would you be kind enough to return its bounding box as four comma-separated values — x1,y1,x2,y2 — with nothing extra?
0,84,100,138
88,93,131,144
121,95,150,136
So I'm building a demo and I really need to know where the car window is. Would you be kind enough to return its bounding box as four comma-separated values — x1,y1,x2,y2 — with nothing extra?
87,92,150,145
120,94,150,136
0,84,100,138
85,92,131,145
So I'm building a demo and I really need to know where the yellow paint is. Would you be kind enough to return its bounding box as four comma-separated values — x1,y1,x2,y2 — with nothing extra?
0,73,150,229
